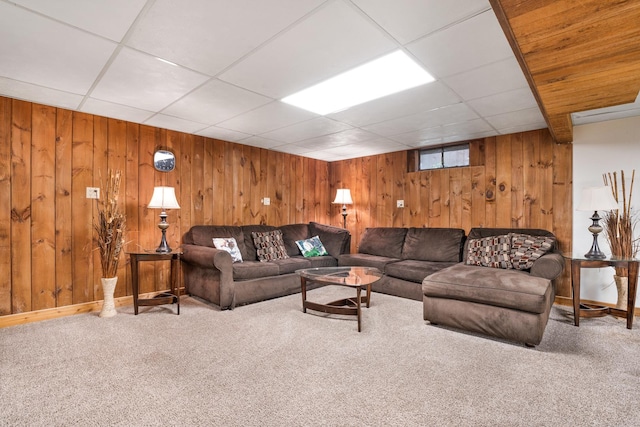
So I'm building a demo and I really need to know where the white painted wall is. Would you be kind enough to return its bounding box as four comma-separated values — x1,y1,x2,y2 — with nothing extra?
572,115,640,307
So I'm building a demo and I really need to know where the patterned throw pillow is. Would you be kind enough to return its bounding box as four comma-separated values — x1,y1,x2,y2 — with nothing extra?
509,233,555,270
466,235,513,269
213,237,243,263
252,230,289,262
295,236,328,257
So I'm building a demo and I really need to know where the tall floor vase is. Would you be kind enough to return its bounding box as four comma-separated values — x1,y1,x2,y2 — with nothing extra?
614,275,628,311
99,277,118,318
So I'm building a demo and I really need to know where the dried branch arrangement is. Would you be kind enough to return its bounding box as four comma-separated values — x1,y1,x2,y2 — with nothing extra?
94,169,126,278
603,170,639,275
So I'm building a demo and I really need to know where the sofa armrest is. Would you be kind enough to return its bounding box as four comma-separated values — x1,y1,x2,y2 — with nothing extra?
530,252,564,281
181,244,235,309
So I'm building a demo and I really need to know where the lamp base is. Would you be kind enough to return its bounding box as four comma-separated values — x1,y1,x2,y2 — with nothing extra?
584,211,605,259
156,211,172,253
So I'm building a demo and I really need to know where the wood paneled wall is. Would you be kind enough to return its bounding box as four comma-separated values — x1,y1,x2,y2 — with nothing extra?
329,129,573,297
0,95,574,318
0,97,330,316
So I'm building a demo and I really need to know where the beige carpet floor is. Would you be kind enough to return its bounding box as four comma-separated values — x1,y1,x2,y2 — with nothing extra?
1,286,639,426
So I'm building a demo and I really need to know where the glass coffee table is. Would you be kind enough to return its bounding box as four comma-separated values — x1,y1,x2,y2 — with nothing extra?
296,267,383,332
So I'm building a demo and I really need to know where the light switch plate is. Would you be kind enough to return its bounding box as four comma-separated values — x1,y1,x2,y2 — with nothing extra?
262,197,271,206
397,200,404,208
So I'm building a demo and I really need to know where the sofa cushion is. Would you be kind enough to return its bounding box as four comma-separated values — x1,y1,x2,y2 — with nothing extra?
358,227,407,258
385,259,458,283
232,261,280,280
212,237,243,263
185,225,244,249
338,253,401,271
270,257,312,274
252,230,289,262
278,224,311,256
309,222,351,257
422,263,552,314
509,233,555,270
466,235,513,269
242,225,276,261
296,236,328,257
464,228,556,263
402,228,465,262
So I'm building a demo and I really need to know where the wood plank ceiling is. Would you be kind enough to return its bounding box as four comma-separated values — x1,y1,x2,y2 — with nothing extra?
490,0,640,143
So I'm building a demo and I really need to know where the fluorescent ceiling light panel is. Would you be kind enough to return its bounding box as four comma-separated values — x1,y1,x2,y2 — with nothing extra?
282,50,435,115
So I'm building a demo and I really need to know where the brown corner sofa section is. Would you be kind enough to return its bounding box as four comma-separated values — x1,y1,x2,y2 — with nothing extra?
422,228,564,346
181,222,351,310
337,227,466,300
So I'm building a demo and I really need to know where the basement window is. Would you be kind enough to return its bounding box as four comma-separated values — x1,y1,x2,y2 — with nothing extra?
419,143,469,170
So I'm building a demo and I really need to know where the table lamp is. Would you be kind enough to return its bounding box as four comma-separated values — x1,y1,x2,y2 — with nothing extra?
148,186,181,253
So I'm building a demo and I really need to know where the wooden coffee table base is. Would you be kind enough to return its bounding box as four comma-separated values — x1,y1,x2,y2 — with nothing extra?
301,278,371,332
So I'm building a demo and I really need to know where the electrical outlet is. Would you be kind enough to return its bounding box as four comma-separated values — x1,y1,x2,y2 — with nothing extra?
262,197,271,206
86,187,100,199
397,200,404,208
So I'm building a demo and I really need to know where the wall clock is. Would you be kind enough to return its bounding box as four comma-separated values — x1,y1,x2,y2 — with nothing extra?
153,150,176,172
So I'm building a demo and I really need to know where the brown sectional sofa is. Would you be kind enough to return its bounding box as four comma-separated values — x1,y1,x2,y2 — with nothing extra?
181,222,350,309
337,227,466,300
422,228,564,346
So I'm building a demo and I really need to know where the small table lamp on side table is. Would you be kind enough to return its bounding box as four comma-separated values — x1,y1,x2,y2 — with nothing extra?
577,186,619,259
148,186,181,253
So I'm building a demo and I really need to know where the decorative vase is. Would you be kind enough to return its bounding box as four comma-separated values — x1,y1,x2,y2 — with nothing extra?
613,274,628,311
99,277,118,318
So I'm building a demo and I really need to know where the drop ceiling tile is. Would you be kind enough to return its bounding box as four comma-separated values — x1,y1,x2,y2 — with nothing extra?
127,0,325,76
0,77,82,110
292,128,384,150
498,123,547,135
0,2,117,94
91,47,209,112
195,126,251,142
467,88,538,117
12,0,147,41
216,101,317,135
352,0,490,44
162,79,273,125
261,117,353,144
328,81,461,127
392,118,493,145
219,1,397,99
443,58,529,101
363,103,479,136
408,10,513,78
237,136,283,150
485,107,545,130
81,98,154,123
271,143,316,155
302,151,344,162
144,114,208,134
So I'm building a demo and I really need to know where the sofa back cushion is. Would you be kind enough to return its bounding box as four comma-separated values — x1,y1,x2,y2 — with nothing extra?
464,228,557,263
184,225,244,248
241,225,276,261
309,222,351,258
358,227,408,258
402,228,465,262
278,224,311,257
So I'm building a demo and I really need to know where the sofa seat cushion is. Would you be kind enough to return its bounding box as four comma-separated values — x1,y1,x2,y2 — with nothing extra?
422,263,552,314
303,255,338,268
385,260,458,283
233,261,279,280
338,253,401,271
271,257,312,274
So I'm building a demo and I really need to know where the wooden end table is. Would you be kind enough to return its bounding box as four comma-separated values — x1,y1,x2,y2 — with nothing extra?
567,255,638,329
296,267,383,332
128,251,182,315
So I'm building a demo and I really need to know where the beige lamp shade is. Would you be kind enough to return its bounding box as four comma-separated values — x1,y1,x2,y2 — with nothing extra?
148,186,180,210
577,186,618,211
332,189,353,205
